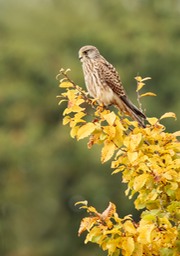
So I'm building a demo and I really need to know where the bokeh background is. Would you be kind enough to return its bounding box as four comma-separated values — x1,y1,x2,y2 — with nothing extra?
0,0,179,255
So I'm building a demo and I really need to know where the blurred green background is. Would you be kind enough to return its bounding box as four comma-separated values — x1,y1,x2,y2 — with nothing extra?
0,0,179,255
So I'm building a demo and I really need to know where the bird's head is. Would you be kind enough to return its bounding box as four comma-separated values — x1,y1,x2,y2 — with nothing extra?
78,45,100,62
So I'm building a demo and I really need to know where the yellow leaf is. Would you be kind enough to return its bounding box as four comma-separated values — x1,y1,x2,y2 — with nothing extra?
60,81,74,88
70,126,79,138
129,133,142,151
75,111,86,119
64,68,71,74
59,77,66,83
101,140,116,163
85,226,103,244
123,220,136,234
140,92,156,98
102,238,120,254
146,190,158,201
112,120,125,147
75,200,88,207
104,112,116,126
66,89,77,101
100,132,107,141
58,99,67,105
73,112,86,124
163,170,178,180
146,117,158,125
122,237,135,256
132,243,143,256
134,76,142,82
133,174,148,191
63,116,71,125
87,206,99,214
115,118,126,131
169,182,178,190
141,77,151,81
127,151,138,163
136,82,145,92
63,105,85,115
76,98,85,106
103,126,116,139
111,165,125,174
77,123,96,140
160,112,177,120
123,136,130,148
137,222,154,244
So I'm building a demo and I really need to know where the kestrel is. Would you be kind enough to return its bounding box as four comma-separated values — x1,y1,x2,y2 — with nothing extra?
78,45,146,127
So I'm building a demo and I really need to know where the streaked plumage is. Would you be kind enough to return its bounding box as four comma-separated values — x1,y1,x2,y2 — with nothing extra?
78,45,146,127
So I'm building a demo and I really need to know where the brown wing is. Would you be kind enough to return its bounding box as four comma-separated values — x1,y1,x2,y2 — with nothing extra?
98,56,146,120
98,57,126,97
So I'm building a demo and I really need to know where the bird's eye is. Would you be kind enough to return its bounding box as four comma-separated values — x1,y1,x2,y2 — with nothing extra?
84,50,87,55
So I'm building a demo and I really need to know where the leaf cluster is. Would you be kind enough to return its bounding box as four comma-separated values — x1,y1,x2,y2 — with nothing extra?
57,69,180,255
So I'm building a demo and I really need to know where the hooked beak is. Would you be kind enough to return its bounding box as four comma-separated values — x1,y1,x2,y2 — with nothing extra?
78,51,83,62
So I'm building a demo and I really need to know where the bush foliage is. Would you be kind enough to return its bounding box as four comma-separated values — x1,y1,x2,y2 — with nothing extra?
57,69,180,256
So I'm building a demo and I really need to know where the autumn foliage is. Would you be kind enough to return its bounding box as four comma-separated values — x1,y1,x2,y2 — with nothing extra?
57,69,180,256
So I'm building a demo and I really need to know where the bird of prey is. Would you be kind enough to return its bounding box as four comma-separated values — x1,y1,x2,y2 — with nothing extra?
78,45,146,127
